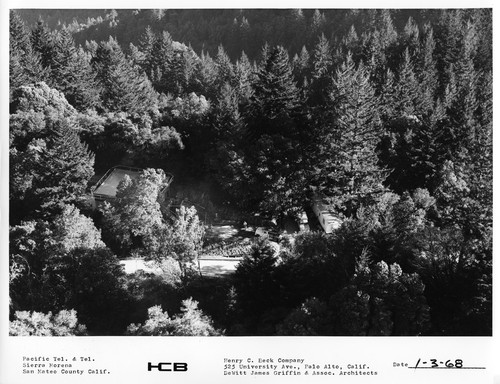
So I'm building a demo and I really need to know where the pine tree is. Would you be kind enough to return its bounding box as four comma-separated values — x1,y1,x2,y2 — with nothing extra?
379,68,396,119
417,25,438,116
215,45,235,88
393,48,421,116
377,9,398,48
401,17,420,57
36,121,95,212
12,120,95,218
10,11,46,93
343,25,361,62
378,116,442,194
150,31,175,93
308,34,333,116
292,45,310,86
365,30,389,92
471,9,492,72
243,46,308,216
331,260,430,335
375,10,399,73
234,240,279,314
257,42,270,70
197,51,218,99
310,9,326,37
51,29,101,110
136,26,156,75
434,9,465,91
92,37,158,113
449,21,480,129
212,83,242,142
30,20,58,84
163,43,200,95
315,54,386,215
235,51,254,103
207,83,247,196
249,45,300,137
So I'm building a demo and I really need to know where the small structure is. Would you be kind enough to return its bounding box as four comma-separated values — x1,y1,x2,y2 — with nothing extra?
299,211,309,232
311,194,342,234
89,165,173,208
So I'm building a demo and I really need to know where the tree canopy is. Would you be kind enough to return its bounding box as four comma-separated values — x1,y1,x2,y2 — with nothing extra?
9,9,492,336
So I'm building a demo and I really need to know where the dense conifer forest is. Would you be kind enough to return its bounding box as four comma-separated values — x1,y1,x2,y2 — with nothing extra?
9,9,492,336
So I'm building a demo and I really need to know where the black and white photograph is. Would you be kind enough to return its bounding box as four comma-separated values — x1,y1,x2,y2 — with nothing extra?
0,3,497,384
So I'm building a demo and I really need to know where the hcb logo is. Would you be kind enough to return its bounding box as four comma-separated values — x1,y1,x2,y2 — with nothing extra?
148,362,188,372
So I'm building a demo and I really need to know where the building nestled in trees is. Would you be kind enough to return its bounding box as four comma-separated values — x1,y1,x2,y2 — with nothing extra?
90,165,173,207
8,8,492,338
311,194,342,234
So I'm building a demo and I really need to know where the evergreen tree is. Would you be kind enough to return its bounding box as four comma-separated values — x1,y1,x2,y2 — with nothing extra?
257,42,270,70
292,45,310,87
393,48,421,116
330,259,430,335
311,34,332,79
417,25,438,116
248,45,300,137
401,16,420,57
35,121,95,213
378,116,442,194
197,51,218,99
10,11,46,93
92,37,158,113
471,9,492,72
51,29,101,110
215,45,235,88
135,26,156,75
235,51,254,103
372,10,399,75
150,31,175,92
310,9,326,37
308,34,333,114
11,119,95,220
211,83,242,142
315,54,385,215
234,240,279,316
244,45,308,216
163,43,200,95
379,68,396,118
31,19,56,74
377,9,398,49
343,25,362,62
447,21,480,130
434,9,465,92
365,30,388,92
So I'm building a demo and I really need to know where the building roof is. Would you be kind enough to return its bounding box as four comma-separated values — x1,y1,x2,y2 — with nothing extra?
92,165,173,200
92,166,143,199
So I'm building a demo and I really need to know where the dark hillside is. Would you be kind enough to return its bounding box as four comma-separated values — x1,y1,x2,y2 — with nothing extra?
18,9,442,59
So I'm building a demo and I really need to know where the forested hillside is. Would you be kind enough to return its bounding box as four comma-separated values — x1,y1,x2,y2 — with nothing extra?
18,9,442,59
9,9,492,336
